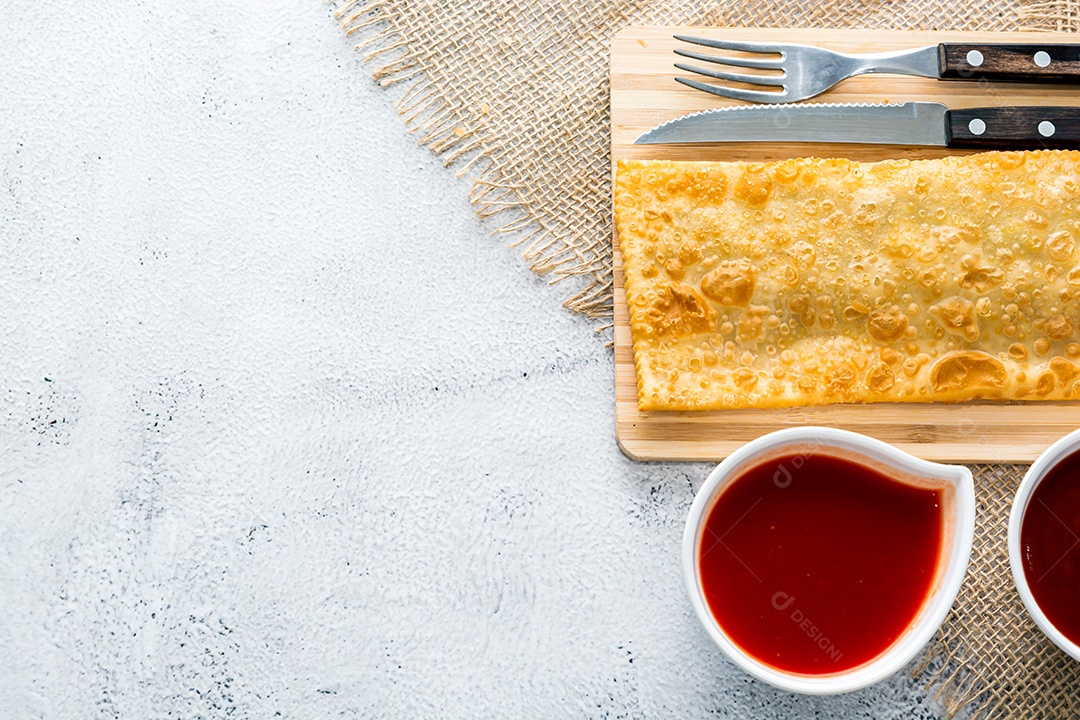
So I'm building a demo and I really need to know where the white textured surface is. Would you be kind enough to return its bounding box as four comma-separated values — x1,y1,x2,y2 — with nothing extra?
1,2,952,717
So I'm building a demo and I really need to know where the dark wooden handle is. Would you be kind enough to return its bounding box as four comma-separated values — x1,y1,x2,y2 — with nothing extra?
947,107,1080,148
939,43,1080,81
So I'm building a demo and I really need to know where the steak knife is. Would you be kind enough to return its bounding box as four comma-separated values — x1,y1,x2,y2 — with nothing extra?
634,102,1080,148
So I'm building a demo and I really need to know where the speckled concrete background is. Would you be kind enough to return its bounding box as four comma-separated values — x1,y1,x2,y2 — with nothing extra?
1,2,956,717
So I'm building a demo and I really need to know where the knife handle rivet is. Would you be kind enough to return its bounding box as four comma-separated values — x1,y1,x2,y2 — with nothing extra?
969,118,987,135
966,50,984,67
1039,120,1056,137
1035,51,1052,68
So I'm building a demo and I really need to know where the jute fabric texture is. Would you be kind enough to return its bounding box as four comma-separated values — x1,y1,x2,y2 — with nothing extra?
913,466,1080,718
333,1,1080,716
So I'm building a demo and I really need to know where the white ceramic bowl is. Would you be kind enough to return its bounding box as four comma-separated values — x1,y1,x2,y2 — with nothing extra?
683,426,975,694
1008,429,1080,662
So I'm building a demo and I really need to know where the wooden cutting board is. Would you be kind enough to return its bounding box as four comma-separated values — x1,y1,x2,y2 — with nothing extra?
612,26,1080,463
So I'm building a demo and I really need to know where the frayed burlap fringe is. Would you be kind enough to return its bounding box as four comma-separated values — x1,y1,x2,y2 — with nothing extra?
332,0,639,317
332,1,1079,715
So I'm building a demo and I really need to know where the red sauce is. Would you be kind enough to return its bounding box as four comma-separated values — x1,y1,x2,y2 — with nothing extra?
1020,450,1080,646
699,452,943,675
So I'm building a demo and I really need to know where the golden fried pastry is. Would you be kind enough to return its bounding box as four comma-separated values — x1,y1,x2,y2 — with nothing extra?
614,152,1080,411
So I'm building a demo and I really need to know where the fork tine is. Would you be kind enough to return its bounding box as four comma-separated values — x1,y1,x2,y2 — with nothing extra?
673,48,783,70
675,62,785,87
675,77,789,104
673,35,784,55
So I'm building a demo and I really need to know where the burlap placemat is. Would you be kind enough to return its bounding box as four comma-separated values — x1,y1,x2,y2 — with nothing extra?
914,466,1080,718
332,1,1080,716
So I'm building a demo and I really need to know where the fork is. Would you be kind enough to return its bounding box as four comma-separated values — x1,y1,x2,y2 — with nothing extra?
674,35,1080,104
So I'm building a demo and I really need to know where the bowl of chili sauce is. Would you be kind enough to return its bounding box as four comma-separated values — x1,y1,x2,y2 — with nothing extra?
1010,430,1080,662
683,427,975,694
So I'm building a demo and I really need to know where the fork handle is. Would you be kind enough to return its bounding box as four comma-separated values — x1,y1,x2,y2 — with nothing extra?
947,107,1080,148
939,44,1080,81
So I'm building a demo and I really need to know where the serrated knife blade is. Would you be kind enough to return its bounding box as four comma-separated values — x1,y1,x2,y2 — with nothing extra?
633,102,1080,148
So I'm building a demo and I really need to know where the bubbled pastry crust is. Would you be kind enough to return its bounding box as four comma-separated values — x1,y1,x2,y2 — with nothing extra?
614,152,1080,411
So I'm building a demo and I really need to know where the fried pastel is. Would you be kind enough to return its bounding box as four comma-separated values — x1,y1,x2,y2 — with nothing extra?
614,152,1080,411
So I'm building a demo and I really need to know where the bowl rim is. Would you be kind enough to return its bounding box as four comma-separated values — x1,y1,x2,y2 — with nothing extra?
682,426,975,695
1007,429,1080,663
